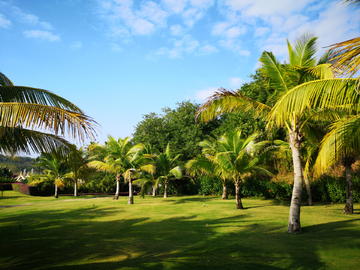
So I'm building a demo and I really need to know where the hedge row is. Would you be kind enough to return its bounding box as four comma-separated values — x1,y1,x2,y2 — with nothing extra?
8,175,360,203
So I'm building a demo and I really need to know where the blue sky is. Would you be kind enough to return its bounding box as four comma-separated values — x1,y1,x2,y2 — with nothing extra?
1,0,359,150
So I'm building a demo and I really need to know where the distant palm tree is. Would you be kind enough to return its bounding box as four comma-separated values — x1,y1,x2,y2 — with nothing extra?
35,148,67,198
186,138,231,200
153,144,182,198
88,136,133,200
64,146,89,197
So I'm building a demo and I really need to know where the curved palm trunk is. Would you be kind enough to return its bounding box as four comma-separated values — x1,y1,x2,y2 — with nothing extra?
164,182,168,198
113,173,120,200
302,168,312,206
74,179,78,197
152,185,157,196
288,129,303,234
342,165,354,214
222,183,228,200
54,184,58,199
235,181,243,209
128,179,134,204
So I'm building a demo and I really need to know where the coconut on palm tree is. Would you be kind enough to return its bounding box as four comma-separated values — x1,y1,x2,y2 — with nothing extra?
196,34,334,232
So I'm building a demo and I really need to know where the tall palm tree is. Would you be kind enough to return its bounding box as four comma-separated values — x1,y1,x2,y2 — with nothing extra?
216,131,272,209
122,147,155,204
196,34,334,232
64,146,89,197
0,72,97,155
88,136,133,200
35,148,68,198
153,144,182,198
186,137,231,199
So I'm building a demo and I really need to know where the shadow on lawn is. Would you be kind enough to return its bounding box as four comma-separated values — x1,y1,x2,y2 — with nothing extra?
1,205,360,270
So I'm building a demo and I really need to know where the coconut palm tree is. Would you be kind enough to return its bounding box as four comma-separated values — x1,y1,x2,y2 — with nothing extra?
34,148,68,198
122,147,155,204
0,72,97,155
87,136,134,200
186,137,231,199
153,144,182,198
196,34,334,232
216,131,272,209
64,146,89,197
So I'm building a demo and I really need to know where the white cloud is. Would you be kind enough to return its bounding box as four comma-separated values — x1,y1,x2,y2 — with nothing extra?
194,87,218,101
0,14,11,28
161,0,188,14
110,43,122,52
219,39,250,56
230,77,243,88
23,30,60,42
70,41,82,50
198,44,218,54
39,21,53,30
254,27,269,37
170,24,185,36
137,1,168,27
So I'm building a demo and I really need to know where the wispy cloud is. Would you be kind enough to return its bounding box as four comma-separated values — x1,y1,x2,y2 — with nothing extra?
70,41,83,50
229,77,243,88
0,14,11,28
110,43,122,52
194,86,218,101
23,30,60,42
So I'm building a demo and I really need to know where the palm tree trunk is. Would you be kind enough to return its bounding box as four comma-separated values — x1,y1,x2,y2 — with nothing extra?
342,165,354,214
113,173,120,200
303,169,312,206
152,185,156,196
54,184,58,199
128,179,134,204
235,181,243,209
74,179,78,197
164,182,168,198
288,129,303,234
222,183,228,200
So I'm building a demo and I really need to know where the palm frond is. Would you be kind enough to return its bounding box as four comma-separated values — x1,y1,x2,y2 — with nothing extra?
268,78,359,127
314,114,360,174
196,88,271,123
0,103,98,141
328,37,360,78
0,127,77,155
260,51,290,93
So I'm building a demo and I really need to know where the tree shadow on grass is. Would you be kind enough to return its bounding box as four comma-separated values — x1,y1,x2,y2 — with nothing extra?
2,203,358,270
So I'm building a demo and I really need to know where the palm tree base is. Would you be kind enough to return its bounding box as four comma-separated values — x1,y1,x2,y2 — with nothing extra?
342,204,353,214
113,195,119,200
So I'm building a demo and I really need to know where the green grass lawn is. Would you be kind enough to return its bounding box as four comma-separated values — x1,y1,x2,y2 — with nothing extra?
1,191,360,270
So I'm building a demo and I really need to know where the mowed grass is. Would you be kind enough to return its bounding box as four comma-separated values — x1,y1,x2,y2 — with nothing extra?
1,191,360,270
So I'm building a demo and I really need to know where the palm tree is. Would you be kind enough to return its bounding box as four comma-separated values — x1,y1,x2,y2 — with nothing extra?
35,148,67,198
153,144,182,198
186,137,231,199
0,72,97,155
216,131,272,209
64,146,89,197
88,136,133,200
122,147,155,204
196,34,334,232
